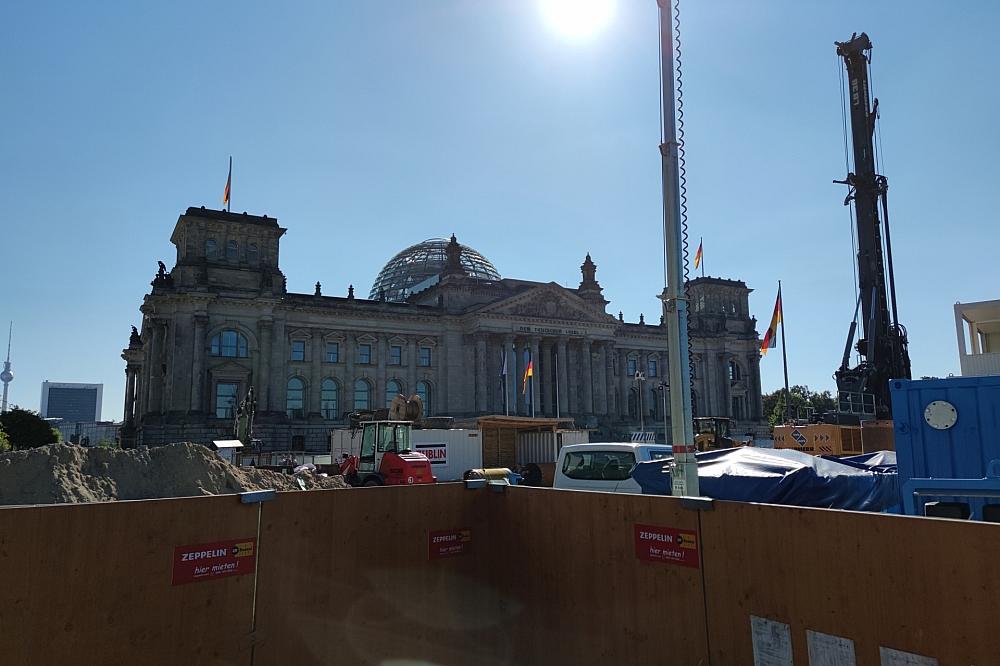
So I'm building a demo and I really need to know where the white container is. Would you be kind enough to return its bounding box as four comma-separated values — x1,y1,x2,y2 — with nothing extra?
411,429,484,481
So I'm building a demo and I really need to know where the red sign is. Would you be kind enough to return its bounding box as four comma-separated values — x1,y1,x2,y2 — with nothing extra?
428,528,471,559
172,538,257,585
634,524,699,568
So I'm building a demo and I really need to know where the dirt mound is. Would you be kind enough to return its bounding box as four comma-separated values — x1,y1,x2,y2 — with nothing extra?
0,442,347,506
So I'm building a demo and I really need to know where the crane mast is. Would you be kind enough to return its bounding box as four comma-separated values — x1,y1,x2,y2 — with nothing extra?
834,33,911,419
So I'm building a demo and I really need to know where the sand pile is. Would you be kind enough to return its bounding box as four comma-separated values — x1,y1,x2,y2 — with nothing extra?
0,442,347,505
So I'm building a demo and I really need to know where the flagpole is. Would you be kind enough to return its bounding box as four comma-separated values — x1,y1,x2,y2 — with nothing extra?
504,346,509,416
779,280,791,424
227,156,232,212
701,237,705,278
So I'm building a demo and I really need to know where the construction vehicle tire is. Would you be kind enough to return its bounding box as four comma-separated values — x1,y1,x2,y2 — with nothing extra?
362,477,382,487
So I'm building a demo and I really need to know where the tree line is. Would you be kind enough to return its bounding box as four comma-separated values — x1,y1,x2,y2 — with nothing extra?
0,407,61,451
761,385,837,427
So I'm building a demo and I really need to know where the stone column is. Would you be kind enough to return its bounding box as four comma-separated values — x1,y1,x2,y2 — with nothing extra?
258,319,272,411
345,333,355,411
605,344,617,418
581,338,594,416
406,336,417,400
595,342,608,416
750,353,763,420
565,341,578,415
511,338,523,416
530,337,541,417
376,337,387,410
541,339,554,416
270,319,287,415
123,368,136,424
620,349,631,419
557,338,569,416
310,329,323,415
148,320,165,415
189,315,207,412
475,336,488,413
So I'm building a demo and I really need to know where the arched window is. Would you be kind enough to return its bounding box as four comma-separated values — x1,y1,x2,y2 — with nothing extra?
354,379,371,411
286,378,305,418
729,360,742,382
385,379,403,408
628,388,638,419
226,240,239,261
247,243,259,265
416,381,431,416
210,330,249,358
321,379,339,420
205,238,218,259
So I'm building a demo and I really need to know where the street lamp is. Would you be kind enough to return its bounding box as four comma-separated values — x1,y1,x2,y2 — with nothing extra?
657,381,669,444
634,370,646,432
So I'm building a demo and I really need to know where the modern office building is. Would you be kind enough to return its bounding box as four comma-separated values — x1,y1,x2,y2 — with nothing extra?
40,382,103,422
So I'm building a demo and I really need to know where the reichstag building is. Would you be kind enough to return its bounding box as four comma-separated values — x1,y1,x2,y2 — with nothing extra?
122,206,764,450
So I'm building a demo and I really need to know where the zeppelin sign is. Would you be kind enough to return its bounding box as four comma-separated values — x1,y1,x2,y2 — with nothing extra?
172,538,257,585
634,524,699,568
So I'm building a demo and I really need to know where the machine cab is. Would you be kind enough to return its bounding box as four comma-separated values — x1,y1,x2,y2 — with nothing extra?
693,417,733,451
358,421,412,473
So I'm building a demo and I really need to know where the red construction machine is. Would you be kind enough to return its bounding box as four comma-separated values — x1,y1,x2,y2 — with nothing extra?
337,395,436,487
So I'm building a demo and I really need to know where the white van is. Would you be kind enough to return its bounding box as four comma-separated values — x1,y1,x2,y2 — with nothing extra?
553,443,672,494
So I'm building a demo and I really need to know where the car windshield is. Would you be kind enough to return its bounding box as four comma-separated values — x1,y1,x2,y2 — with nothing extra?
648,449,672,461
561,451,637,481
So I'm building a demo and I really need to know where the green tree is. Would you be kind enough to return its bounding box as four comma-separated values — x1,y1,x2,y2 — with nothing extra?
0,407,60,450
0,426,9,453
762,385,838,427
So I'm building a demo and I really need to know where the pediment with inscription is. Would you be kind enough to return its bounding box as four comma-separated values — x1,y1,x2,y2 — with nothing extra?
476,285,614,324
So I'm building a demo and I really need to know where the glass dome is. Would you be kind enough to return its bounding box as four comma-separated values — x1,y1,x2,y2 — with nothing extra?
369,238,501,302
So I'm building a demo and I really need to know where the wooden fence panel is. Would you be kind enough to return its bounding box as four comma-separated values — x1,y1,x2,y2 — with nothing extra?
702,501,1000,665
0,495,258,666
488,487,710,666
252,483,507,666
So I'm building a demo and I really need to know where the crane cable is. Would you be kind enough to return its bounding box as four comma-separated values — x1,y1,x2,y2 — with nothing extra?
670,0,696,401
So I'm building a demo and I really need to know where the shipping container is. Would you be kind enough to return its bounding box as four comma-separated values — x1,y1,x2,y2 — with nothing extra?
891,375,1000,518
411,429,484,481
517,430,590,464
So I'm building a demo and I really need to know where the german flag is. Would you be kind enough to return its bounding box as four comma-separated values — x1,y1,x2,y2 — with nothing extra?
693,238,703,269
522,360,533,395
223,156,232,209
761,285,782,356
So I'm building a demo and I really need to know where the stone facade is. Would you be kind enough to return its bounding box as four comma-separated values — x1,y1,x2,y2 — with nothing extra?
122,207,764,451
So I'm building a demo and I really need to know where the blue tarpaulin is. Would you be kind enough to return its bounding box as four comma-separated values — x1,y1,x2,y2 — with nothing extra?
631,447,899,511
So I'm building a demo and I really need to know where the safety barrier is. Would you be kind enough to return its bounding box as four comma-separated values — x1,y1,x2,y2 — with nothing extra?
3,484,1000,665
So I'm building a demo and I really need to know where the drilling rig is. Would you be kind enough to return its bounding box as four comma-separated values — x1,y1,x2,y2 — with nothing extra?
774,32,911,455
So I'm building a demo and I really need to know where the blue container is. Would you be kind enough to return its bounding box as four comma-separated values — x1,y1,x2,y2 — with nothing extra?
891,375,1000,518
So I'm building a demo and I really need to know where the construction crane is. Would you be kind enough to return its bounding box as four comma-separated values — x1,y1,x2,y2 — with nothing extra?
832,32,911,421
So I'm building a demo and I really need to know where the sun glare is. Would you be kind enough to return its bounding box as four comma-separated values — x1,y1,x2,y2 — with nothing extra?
539,0,615,40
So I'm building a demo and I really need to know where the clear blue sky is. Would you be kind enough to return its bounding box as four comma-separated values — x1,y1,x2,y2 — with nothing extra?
2,1,997,421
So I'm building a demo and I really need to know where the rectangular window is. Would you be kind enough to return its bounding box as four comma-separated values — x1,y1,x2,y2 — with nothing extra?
647,359,658,378
419,347,431,367
627,358,637,377
290,340,305,361
358,344,372,365
326,342,339,363
215,382,239,419
560,451,637,481
389,345,402,365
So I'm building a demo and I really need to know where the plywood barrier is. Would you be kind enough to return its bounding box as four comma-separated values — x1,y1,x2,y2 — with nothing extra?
0,495,258,666
488,487,710,666
252,483,507,666
701,501,1000,665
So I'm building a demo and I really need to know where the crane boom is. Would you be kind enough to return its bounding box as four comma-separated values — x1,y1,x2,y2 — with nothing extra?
834,33,911,419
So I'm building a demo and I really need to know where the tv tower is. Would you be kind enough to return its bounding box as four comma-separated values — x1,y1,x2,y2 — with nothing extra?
1,322,12,413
